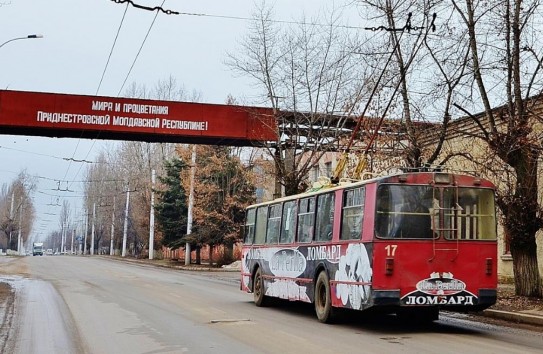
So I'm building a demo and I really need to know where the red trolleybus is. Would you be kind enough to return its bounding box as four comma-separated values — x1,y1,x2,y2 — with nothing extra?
240,171,497,323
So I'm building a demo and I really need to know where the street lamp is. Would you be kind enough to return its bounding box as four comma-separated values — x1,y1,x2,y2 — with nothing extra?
0,34,44,49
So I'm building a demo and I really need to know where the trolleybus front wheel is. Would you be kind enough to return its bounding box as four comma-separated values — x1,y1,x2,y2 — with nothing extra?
253,268,269,307
315,271,335,323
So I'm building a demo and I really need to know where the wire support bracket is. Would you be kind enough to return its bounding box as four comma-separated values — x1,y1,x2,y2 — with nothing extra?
110,0,179,15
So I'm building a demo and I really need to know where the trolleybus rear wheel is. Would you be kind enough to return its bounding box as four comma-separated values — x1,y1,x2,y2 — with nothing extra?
315,271,335,323
253,268,268,307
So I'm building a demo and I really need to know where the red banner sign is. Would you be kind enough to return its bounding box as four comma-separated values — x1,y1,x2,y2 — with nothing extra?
0,90,277,145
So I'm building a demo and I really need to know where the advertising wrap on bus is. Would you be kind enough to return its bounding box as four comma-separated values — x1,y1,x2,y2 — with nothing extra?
241,172,498,323
242,243,373,309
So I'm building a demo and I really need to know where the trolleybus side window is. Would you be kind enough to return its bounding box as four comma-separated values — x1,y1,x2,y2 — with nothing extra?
315,193,335,242
297,197,315,243
280,200,297,244
442,188,496,240
341,187,365,240
254,206,268,245
244,208,256,244
266,203,282,244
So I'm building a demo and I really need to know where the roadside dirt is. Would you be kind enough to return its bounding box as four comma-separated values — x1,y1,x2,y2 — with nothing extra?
0,257,29,353
0,280,15,353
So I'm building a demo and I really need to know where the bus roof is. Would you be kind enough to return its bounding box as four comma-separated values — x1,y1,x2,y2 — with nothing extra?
247,171,496,209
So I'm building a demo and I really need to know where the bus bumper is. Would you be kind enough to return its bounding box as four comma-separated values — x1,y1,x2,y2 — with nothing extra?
372,290,401,306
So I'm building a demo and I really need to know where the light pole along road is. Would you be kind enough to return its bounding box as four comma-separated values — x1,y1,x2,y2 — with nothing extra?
1,256,542,354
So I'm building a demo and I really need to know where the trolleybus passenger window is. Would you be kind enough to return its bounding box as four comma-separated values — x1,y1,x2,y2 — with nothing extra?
244,208,256,244
297,197,315,243
280,200,296,244
316,193,335,242
266,204,281,244
254,206,268,245
341,187,364,240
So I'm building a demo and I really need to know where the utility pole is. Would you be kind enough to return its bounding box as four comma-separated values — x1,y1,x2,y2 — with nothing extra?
122,183,130,257
110,196,115,256
61,222,65,254
90,202,96,255
149,170,156,260
185,146,196,265
17,197,23,255
9,192,14,250
83,212,88,255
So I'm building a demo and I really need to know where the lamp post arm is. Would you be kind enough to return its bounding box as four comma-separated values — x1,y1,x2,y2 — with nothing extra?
0,35,43,49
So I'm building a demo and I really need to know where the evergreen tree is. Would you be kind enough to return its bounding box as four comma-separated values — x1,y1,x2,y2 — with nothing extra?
155,158,188,249
185,146,256,261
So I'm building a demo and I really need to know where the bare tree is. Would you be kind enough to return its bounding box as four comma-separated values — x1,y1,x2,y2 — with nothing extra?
79,77,200,256
449,0,543,297
227,2,372,196
59,200,71,253
0,171,36,251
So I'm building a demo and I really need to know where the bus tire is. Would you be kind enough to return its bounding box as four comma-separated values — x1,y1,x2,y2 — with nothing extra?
253,268,268,307
314,271,335,323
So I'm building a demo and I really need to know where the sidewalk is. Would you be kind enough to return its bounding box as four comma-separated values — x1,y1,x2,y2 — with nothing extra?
102,256,543,327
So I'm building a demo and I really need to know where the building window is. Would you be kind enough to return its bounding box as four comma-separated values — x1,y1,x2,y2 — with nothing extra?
325,161,332,177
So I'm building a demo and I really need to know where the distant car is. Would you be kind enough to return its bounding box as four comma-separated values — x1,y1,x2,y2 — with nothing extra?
46,249,53,255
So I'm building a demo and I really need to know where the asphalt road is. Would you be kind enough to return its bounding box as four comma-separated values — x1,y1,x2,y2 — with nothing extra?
1,256,542,354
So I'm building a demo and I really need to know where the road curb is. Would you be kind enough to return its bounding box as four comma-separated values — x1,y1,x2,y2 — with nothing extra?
100,255,240,272
483,309,543,326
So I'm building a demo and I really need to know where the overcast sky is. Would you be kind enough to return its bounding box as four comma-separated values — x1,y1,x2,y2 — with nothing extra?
0,0,358,244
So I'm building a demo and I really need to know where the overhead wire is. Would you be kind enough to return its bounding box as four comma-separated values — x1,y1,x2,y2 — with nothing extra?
110,0,382,31
63,1,135,193
26,2,417,233
117,0,165,96
96,1,130,95
63,1,165,197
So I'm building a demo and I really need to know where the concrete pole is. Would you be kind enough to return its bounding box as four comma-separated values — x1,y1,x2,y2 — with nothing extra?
185,146,196,265
83,212,88,255
60,223,65,254
122,186,130,257
110,196,115,256
90,203,96,255
9,192,14,249
149,170,156,260
71,229,75,254
17,197,23,255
